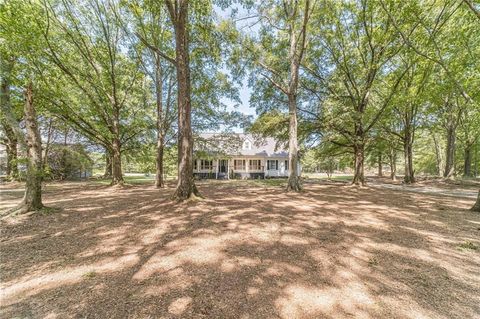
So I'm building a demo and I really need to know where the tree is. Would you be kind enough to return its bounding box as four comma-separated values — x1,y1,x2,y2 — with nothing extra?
21,82,44,212
128,0,177,188
384,59,431,183
0,61,44,214
458,0,480,212
472,191,480,212
0,60,19,181
43,0,147,186
241,0,313,191
164,0,200,200
0,0,46,214
306,0,408,185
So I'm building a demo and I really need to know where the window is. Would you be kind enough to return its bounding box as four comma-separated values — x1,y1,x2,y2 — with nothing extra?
234,159,246,170
267,160,278,170
200,160,213,170
285,160,289,170
249,159,261,170
194,160,198,170
243,140,251,150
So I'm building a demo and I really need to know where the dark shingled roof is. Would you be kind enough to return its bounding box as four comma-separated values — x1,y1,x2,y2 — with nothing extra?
197,133,288,158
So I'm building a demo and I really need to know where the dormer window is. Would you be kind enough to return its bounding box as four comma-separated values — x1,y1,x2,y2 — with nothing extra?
243,140,251,150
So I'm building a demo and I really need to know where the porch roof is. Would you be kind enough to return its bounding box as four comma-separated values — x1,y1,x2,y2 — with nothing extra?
195,133,288,158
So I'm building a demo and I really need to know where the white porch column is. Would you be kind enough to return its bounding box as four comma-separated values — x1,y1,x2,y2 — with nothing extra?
264,159,268,177
216,159,219,179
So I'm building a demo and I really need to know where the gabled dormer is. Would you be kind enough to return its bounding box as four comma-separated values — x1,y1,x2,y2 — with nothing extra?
242,138,252,150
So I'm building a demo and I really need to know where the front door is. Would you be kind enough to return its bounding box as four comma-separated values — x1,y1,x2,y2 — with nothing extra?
219,159,228,173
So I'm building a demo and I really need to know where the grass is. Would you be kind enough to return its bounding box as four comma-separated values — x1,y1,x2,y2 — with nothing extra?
458,241,479,251
89,174,354,188
303,173,353,182
83,271,97,279
90,174,157,186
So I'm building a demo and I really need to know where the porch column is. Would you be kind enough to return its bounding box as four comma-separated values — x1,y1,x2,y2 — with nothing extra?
264,159,268,177
216,159,219,179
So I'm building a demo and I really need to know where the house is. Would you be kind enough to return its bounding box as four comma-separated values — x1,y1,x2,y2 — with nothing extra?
193,133,301,179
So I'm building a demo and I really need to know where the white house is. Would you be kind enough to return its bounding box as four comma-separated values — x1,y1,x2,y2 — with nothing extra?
193,133,301,179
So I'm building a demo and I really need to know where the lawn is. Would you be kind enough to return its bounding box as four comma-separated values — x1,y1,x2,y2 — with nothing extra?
1,179,479,318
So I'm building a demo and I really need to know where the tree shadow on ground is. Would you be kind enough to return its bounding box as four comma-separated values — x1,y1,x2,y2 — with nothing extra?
1,180,479,318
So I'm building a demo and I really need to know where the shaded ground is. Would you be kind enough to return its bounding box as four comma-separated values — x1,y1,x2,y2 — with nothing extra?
1,179,480,318
368,177,479,199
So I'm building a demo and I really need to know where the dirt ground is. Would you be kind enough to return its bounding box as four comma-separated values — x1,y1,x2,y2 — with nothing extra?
1,179,479,319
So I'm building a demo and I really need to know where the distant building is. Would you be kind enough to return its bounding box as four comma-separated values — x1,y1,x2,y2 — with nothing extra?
0,143,93,180
194,133,300,179
45,143,93,180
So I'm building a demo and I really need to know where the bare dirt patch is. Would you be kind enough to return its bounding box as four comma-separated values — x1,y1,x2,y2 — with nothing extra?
1,180,479,318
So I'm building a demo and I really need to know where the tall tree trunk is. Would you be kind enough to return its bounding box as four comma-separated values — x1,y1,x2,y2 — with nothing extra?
42,118,54,172
377,153,383,177
1,60,19,182
286,93,301,191
3,122,19,181
285,1,308,192
166,0,199,200
1,61,44,215
403,142,415,183
403,126,415,184
156,137,165,188
444,125,456,178
111,137,123,185
155,54,165,188
474,145,479,177
352,142,365,186
464,144,472,177
472,190,480,212
389,148,397,181
104,148,112,178
432,133,443,176
18,82,44,213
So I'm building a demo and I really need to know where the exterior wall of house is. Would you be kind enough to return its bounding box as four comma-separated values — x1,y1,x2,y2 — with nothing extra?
193,156,301,180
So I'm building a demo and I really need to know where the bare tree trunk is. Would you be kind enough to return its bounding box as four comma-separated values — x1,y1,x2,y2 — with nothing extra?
156,138,165,187
3,122,19,181
444,125,456,178
403,142,415,183
432,133,443,176
464,145,472,177
285,0,310,192
471,190,480,212
18,82,43,213
155,54,165,188
111,137,123,185
286,94,301,191
403,127,415,184
352,142,365,186
166,0,199,200
1,60,19,181
104,148,112,178
42,118,54,172
378,153,383,177
389,148,397,181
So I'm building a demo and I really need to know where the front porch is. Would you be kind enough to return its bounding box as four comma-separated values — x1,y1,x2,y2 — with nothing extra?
193,158,290,180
